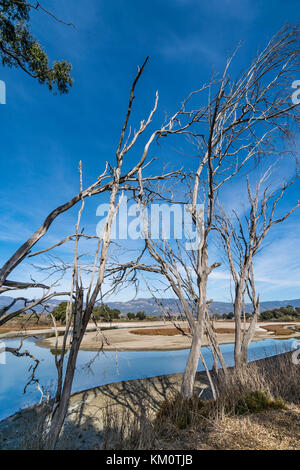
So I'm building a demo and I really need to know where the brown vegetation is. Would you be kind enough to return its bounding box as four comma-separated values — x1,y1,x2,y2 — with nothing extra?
213,328,235,334
261,324,295,336
0,320,64,335
100,353,300,450
130,327,190,336
1,352,299,450
0,327,12,334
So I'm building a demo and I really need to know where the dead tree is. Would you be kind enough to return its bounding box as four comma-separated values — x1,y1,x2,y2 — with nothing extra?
0,54,198,447
0,25,299,438
217,166,300,367
21,60,204,449
109,25,300,399
0,56,165,322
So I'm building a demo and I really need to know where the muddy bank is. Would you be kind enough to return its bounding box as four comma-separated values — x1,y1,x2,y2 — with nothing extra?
0,351,297,450
0,370,211,450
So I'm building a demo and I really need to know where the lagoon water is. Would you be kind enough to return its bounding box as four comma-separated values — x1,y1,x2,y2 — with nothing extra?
0,336,297,421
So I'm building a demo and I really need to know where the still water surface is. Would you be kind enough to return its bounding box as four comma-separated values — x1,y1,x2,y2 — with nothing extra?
0,336,297,421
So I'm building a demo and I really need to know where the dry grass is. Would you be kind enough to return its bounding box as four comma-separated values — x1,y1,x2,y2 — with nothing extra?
213,328,235,334
0,325,47,333
130,327,190,336
212,354,300,413
99,352,300,450
13,403,52,450
260,324,295,336
100,405,156,450
2,352,299,450
204,406,300,450
99,396,299,450
130,327,245,335
0,321,64,335
0,328,13,334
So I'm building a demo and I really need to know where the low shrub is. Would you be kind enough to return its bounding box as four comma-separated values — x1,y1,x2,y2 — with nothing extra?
234,390,287,415
130,327,190,336
156,393,210,429
261,325,294,336
213,328,235,334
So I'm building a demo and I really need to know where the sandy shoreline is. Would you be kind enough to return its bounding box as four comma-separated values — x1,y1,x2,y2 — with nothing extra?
1,320,299,352
0,370,212,449
0,321,169,340
35,320,300,352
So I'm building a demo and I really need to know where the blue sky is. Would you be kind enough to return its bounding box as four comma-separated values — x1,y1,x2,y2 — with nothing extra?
0,0,299,303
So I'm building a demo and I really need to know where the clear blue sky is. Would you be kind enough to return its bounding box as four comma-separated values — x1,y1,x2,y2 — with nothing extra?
0,0,299,302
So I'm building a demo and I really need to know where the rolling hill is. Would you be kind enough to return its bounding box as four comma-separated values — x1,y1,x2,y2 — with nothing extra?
1,296,300,316
107,297,300,316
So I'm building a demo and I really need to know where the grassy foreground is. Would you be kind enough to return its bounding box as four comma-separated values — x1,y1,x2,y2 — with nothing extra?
0,352,299,450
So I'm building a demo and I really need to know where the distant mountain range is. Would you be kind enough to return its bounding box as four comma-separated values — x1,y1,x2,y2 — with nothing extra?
0,295,61,313
107,297,300,316
1,295,300,316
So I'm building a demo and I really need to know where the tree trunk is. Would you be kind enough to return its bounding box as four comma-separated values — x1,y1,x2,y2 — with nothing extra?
205,314,228,374
181,328,202,398
46,337,81,449
46,300,89,450
234,286,243,368
241,301,259,363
